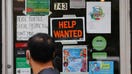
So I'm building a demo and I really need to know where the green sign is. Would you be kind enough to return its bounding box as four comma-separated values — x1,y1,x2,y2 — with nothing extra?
92,36,107,51
101,62,110,70
16,58,30,68
26,0,50,15
92,52,107,59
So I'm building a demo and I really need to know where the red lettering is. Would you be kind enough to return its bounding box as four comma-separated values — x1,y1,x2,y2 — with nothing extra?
53,30,60,38
72,20,76,28
58,20,76,29
78,30,82,37
63,21,68,28
53,30,82,38
59,21,64,28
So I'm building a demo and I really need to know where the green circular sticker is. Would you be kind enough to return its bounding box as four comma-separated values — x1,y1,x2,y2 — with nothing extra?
92,36,107,51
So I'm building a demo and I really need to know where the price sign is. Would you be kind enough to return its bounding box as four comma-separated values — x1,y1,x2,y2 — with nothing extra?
54,3,68,10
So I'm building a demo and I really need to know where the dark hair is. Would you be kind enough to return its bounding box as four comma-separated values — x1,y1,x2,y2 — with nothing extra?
28,33,55,63
53,42,63,72
63,62,68,67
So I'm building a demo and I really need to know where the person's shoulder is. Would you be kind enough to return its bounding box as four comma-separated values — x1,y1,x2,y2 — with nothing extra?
39,68,60,74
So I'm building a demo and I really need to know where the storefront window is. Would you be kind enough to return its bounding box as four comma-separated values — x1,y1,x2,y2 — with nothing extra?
13,0,120,74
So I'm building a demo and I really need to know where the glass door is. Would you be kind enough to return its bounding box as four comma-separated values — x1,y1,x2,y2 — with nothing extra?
2,0,130,74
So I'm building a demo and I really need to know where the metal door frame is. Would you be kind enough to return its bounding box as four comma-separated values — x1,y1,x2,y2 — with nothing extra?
120,0,131,74
2,0,14,74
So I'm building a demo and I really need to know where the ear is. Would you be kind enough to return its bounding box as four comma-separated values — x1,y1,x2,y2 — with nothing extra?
26,50,31,60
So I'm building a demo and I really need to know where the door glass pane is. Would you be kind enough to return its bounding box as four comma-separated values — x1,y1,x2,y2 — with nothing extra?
13,0,120,74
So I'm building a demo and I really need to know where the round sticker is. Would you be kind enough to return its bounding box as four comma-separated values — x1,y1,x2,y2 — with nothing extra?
92,36,107,51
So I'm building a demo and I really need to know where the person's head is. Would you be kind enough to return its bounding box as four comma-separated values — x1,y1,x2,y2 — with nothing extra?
26,33,55,64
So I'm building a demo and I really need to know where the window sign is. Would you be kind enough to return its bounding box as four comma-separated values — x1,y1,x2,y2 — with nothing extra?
54,2,68,10
17,16,48,41
25,0,50,15
63,45,87,72
89,61,114,74
86,2,111,33
50,17,85,42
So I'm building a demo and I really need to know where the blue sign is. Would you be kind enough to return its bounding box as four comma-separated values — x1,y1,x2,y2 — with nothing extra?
89,61,114,74
63,46,87,72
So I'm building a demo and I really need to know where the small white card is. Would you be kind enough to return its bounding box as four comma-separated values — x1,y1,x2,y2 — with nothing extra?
16,68,31,74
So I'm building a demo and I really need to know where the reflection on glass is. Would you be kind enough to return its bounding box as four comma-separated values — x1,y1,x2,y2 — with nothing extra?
100,0,105,2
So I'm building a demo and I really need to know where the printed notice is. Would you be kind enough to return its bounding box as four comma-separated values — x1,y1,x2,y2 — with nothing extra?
63,45,87,72
92,36,107,51
89,61,114,74
16,58,31,74
92,52,107,59
25,0,50,15
86,2,111,33
16,68,31,74
50,17,85,42
17,16,48,41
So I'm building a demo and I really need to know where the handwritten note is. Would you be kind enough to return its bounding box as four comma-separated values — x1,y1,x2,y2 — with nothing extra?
17,16,48,41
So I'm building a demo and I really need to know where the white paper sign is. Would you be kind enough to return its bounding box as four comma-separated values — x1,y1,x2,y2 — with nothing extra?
17,16,48,41
86,2,111,33
16,68,31,74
